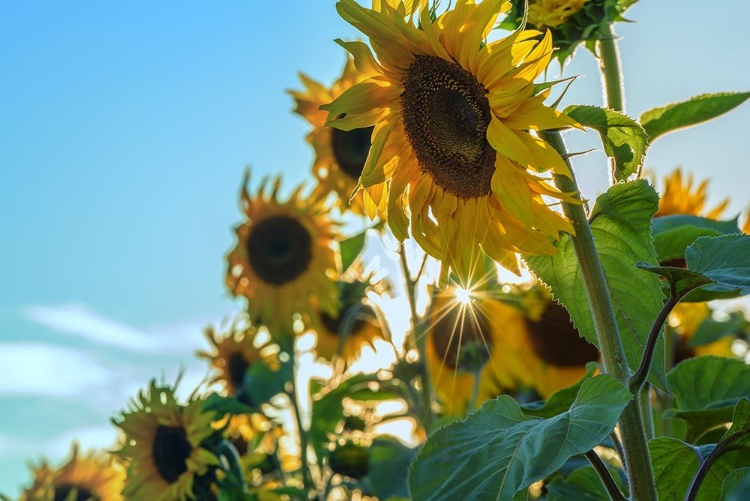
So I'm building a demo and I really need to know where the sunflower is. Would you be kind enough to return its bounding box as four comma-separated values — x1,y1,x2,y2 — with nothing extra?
425,289,518,415
21,443,124,501
112,381,221,501
226,172,341,338
322,0,578,284
314,274,388,362
487,285,600,398
526,0,590,30
654,167,728,219
196,321,276,396
289,58,371,215
669,303,735,365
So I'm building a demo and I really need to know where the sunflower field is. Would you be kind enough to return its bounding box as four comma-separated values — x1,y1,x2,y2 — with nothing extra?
8,1,750,500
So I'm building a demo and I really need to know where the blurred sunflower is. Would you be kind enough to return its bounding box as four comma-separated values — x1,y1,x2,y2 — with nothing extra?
21,443,124,501
526,0,590,30
425,290,517,415
322,0,578,283
226,172,341,338
196,321,276,396
486,285,599,398
669,303,735,365
315,274,388,362
289,58,371,214
112,382,221,501
654,168,728,219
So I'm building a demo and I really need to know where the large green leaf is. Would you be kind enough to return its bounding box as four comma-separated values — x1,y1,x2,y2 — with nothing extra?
665,357,750,442
724,467,750,501
546,465,625,501
634,264,713,298
639,92,750,142
651,215,740,263
652,399,750,500
520,363,597,418
408,375,631,500
339,231,367,272
527,180,667,389
565,105,648,180
649,436,709,500
368,435,418,500
684,234,750,298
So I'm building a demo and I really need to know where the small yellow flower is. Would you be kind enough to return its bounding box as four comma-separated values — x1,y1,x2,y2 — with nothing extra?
196,320,277,396
112,382,221,501
226,172,341,338
21,443,125,501
654,168,728,219
323,0,578,283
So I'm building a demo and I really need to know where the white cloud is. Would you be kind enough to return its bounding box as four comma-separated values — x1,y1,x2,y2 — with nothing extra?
24,303,161,352
0,343,114,396
22,302,241,355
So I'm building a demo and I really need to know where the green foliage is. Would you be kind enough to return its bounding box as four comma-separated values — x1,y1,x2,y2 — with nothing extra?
408,375,631,500
633,264,713,298
368,435,418,500
340,230,367,271
651,399,750,500
546,465,624,501
520,363,598,418
684,234,750,298
564,105,648,180
527,180,667,389
690,311,750,347
651,215,740,263
665,357,750,443
640,91,750,142
203,392,258,416
723,468,750,500
242,359,292,407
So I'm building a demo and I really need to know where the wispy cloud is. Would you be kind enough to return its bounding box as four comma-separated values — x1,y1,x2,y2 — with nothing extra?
0,343,114,396
24,303,161,352
22,302,240,355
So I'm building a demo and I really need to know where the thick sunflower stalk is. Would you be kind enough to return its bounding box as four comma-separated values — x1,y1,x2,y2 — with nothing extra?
9,1,750,501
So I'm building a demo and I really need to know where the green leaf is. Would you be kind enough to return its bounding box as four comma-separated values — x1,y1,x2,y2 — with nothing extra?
684,234,750,298
368,435,418,500
639,92,750,142
634,263,713,298
723,467,750,501
202,393,257,416
340,231,367,271
651,215,740,263
665,356,750,442
649,436,707,500
690,311,749,347
565,105,648,180
241,359,291,407
546,465,625,501
527,180,667,389
408,375,631,500
520,363,598,418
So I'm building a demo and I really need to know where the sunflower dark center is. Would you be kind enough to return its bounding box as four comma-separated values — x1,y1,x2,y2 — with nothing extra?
228,352,249,392
152,425,192,483
331,124,374,180
431,304,492,371
54,485,98,501
524,301,600,367
245,216,312,285
320,311,368,338
401,55,495,199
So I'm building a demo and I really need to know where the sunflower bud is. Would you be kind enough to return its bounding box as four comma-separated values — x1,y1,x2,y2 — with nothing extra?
329,441,370,480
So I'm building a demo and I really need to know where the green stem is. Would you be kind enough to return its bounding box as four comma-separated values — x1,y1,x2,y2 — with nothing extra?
598,23,625,113
541,130,657,501
585,450,628,501
629,291,680,392
398,243,435,433
286,347,315,497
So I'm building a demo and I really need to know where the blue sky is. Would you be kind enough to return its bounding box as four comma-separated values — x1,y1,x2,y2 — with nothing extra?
1,0,749,496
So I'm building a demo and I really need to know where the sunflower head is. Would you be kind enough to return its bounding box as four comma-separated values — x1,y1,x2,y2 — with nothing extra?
112,381,222,501
653,167,729,219
21,443,125,501
314,270,388,362
289,58,373,215
226,172,341,338
500,0,637,64
323,0,578,284
196,319,278,397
